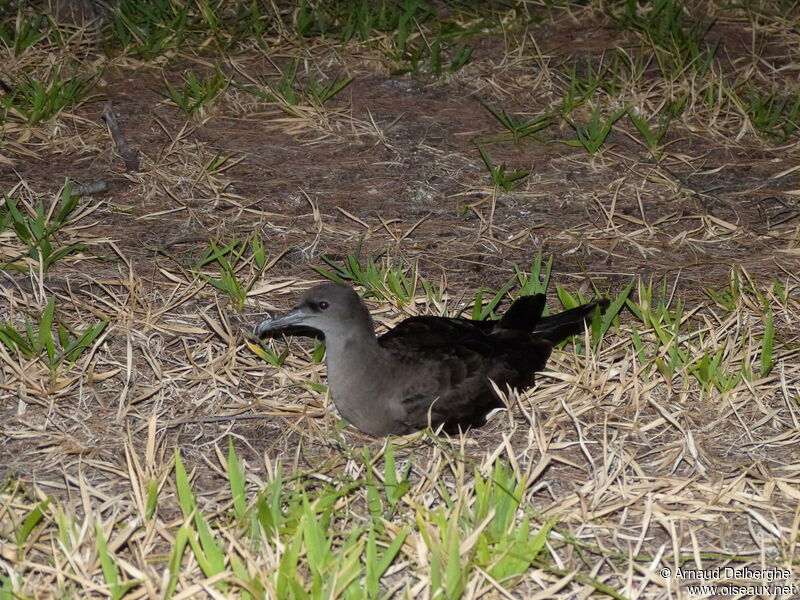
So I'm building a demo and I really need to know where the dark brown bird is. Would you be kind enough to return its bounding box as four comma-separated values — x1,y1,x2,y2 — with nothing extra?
255,282,608,436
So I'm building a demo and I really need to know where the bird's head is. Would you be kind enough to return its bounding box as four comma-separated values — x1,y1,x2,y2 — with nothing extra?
254,282,372,339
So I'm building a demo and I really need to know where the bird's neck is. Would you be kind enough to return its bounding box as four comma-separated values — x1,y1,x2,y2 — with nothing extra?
325,326,386,382
324,323,391,426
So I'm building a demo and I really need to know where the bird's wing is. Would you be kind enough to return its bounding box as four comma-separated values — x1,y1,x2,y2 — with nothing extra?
380,323,552,433
378,316,494,351
393,356,517,433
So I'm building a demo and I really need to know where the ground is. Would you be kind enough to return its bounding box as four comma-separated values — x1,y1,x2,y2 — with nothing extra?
1,1,799,598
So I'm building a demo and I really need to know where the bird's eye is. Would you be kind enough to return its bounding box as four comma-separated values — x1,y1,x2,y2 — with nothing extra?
318,301,329,310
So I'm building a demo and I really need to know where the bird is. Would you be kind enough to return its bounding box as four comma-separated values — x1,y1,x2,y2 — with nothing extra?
254,282,608,437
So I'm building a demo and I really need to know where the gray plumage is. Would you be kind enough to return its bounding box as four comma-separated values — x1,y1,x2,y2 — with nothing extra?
255,282,608,436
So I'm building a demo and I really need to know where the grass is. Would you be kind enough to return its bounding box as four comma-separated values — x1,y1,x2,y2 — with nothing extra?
0,66,95,125
627,93,687,157
292,0,477,77
0,9,51,56
479,101,551,144
236,59,353,117
611,0,719,77
190,233,271,311
1,181,88,272
0,294,108,381
477,146,530,191
105,0,191,60
564,103,628,154
6,430,716,598
2,0,800,598
743,86,800,142
162,65,228,118
310,237,441,307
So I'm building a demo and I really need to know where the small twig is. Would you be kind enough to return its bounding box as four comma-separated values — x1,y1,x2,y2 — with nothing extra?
101,101,140,171
770,211,800,227
166,409,325,428
166,413,266,428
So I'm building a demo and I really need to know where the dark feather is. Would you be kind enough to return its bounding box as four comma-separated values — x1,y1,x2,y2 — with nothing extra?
377,293,594,433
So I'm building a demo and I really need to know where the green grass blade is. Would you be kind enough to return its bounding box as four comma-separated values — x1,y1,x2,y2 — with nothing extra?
228,438,247,521
165,525,190,600
16,499,50,554
39,297,56,366
174,450,196,517
760,311,774,377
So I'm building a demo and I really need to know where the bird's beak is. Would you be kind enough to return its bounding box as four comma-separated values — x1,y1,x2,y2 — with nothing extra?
254,307,308,337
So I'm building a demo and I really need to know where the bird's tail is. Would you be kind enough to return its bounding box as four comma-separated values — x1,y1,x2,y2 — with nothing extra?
532,299,609,344
496,294,546,331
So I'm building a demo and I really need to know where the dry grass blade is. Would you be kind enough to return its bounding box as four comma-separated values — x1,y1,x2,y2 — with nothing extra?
3,0,800,597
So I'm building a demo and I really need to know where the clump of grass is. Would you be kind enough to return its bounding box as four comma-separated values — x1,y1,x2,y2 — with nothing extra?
0,9,51,56
104,0,279,57
742,86,800,142
95,519,139,600
479,101,551,144
1,182,85,273
238,58,302,106
163,65,228,118
168,443,416,597
192,234,270,311
250,340,290,368
227,1,274,43
555,280,631,350
627,94,687,157
704,271,778,379
612,0,718,77
105,0,190,60
623,274,779,392
311,237,440,306
564,103,627,154
409,36,473,77
236,58,352,116
477,146,530,191
411,19,479,77
295,0,433,43
0,67,95,125
559,59,606,114
0,295,108,381
293,0,474,77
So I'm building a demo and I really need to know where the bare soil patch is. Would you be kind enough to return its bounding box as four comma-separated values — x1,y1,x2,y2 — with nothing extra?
1,1,799,597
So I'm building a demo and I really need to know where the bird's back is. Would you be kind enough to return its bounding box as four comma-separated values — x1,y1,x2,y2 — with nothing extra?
377,302,551,433
376,293,606,433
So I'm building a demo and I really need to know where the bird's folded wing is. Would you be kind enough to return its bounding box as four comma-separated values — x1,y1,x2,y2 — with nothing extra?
388,348,522,433
378,316,494,352
378,314,556,433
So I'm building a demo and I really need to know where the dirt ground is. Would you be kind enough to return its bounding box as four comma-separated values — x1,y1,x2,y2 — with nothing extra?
1,1,799,597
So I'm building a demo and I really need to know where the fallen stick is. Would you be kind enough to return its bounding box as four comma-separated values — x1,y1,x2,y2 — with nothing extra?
101,101,140,171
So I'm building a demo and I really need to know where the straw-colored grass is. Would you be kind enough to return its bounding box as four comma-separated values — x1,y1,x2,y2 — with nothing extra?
2,1,800,598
